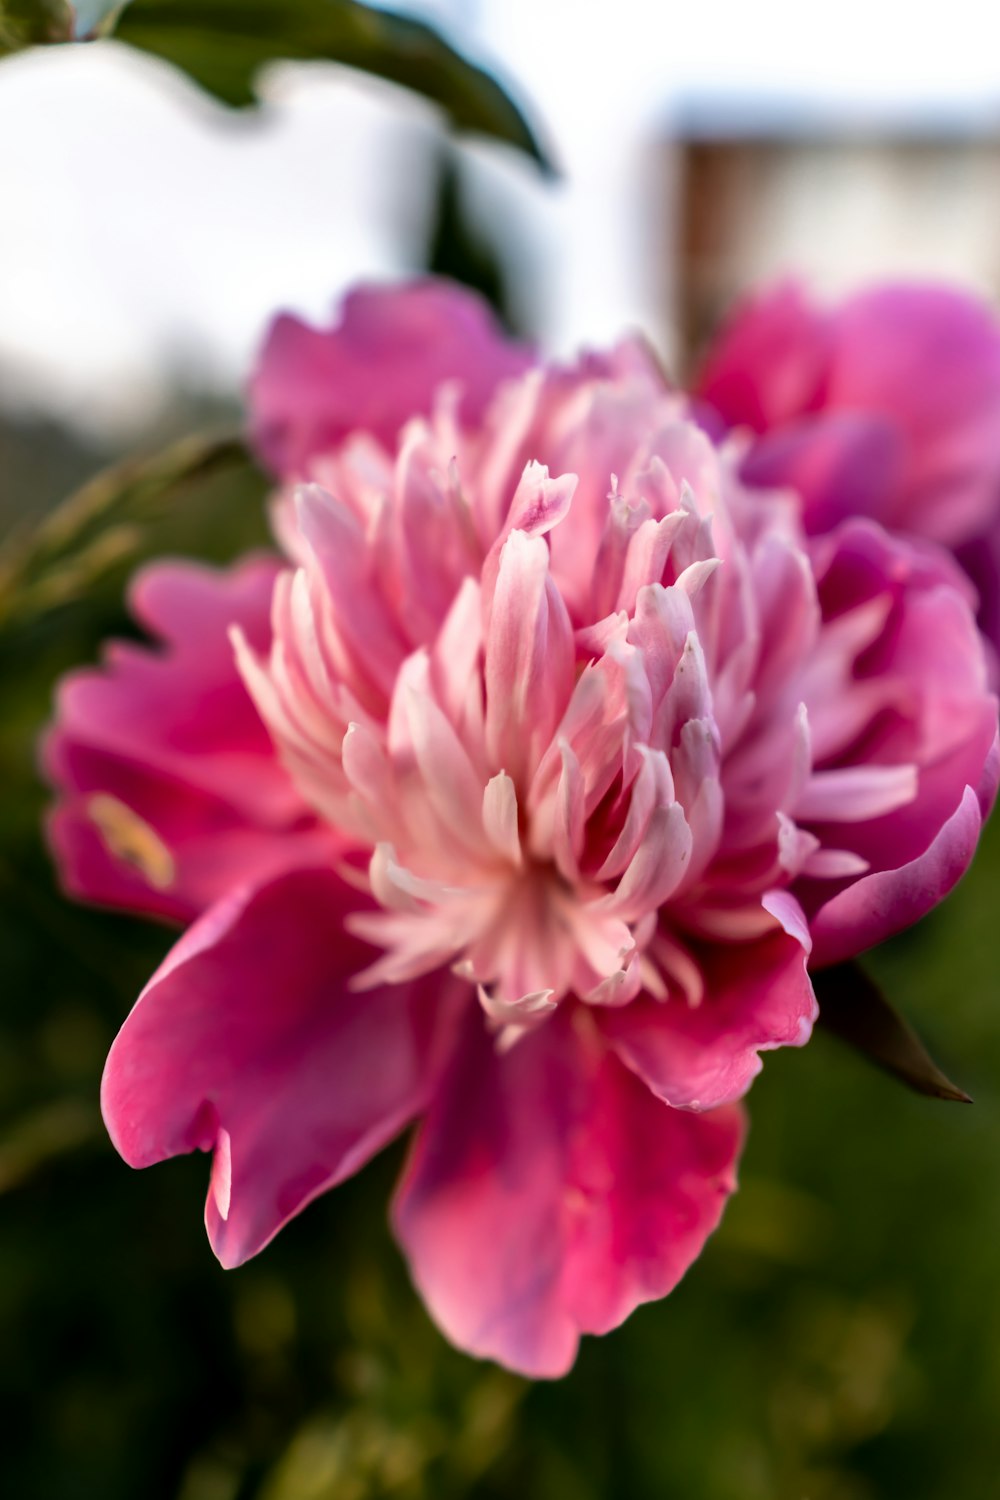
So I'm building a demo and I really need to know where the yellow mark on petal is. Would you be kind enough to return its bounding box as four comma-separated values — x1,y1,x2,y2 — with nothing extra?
87,794,176,889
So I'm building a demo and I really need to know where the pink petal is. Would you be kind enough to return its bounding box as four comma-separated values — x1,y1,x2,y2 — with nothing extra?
481,772,522,867
484,530,574,787
297,485,408,702
102,868,463,1267
602,803,692,921
810,770,996,966
805,522,997,880
695,280,832,432
480,460,578,607
45,791,335,925
796,764,919,824
501,459,578,540
741,412,903,534
827,283,1000,546
42,556,323,921
601,921,816,1110
393,1008,744,1377
596,746,675,881
51,556,292,817
388,651,486,853
250,279,533,476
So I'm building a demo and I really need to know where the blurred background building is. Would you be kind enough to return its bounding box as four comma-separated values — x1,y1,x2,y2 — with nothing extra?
3,0,1000,446
673,106,1000,368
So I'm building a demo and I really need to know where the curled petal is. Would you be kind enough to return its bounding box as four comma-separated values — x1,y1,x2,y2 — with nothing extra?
810,769,997,967
602,918,816,1110
102,869,462,1268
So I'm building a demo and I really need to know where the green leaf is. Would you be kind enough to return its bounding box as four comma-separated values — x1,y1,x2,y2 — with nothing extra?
0,0,75,51
0,430,251,632
814,961,972,1103
111,0,550,169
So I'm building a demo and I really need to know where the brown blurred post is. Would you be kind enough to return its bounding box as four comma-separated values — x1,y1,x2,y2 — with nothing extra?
670,118,1000,375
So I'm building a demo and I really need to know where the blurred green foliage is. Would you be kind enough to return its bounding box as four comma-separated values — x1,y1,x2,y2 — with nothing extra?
0,431,250,632
1,402,999,1500
0,0,75,51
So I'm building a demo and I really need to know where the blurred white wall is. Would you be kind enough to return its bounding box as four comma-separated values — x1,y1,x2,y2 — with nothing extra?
0,43,441,435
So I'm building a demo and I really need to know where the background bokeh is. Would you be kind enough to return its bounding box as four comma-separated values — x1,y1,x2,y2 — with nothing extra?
2,4,1000,1496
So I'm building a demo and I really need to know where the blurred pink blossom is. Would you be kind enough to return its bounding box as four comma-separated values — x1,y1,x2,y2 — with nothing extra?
696,281,1000,650
45,280,998,1376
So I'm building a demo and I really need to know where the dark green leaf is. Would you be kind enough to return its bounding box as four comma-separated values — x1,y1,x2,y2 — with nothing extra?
111,0,550,169
815,960,972,1103
426,148,517,329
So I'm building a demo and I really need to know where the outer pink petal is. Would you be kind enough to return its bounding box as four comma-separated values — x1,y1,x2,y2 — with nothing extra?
392,1008,744,1378
803,519,998,962
827,284,1000,546
42,556,322,921
102,868,463,1267
600,922,816,1111
45,779,335,925
250,279,533,476
51,556,292,817
810,745,998,966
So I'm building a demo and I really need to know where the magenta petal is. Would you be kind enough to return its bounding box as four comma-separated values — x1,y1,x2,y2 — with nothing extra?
45,789,334,925
804,521,998,889
827,284,1000,546
42,556,324,922
810,768,996,967
601,924,816,1110
959,528,1000,662
102,868,462,1268
392,1009,744,1377
50,555,290,817
695,280,832,432
250,279,533,476
742,412,903,535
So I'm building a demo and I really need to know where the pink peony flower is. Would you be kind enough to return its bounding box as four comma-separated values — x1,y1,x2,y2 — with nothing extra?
695,281,1000,650
45,281,998,1377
